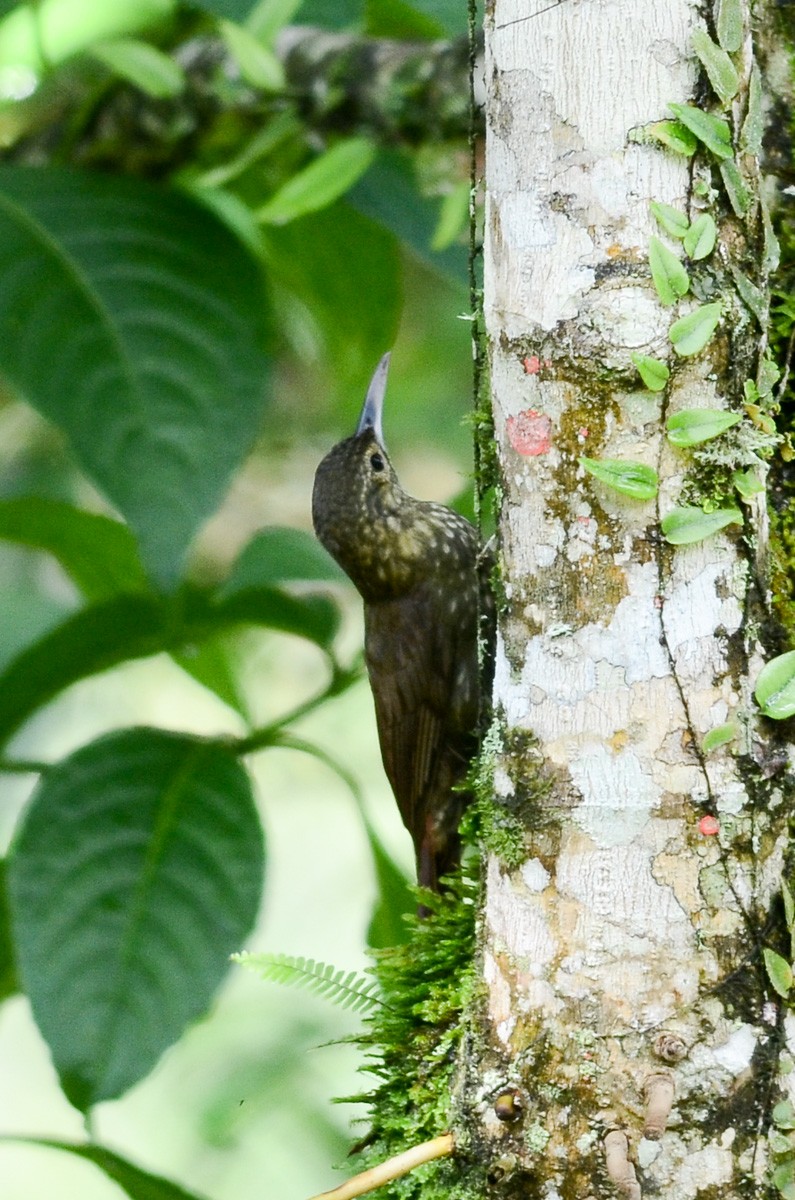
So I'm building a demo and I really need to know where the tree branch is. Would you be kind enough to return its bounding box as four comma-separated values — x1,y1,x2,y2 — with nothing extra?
10,30,478,175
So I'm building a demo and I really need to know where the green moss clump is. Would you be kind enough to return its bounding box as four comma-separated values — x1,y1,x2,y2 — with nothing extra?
767,128,795,634
461,721,556,871
458,717,525,869
346,872,482,1200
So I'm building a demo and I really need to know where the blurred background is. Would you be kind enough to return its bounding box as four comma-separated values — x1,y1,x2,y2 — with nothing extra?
0,0,480,1196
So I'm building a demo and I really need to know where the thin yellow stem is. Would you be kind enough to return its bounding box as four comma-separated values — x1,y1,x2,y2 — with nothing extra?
306,1132,455,1200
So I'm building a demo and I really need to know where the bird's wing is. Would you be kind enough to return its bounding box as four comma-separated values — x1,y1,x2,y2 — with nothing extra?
364,581,479,870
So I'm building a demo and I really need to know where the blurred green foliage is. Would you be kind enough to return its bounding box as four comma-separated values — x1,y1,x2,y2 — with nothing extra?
0,0,477,1196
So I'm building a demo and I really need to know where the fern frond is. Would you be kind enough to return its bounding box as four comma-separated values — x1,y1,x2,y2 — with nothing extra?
233,951,381,1014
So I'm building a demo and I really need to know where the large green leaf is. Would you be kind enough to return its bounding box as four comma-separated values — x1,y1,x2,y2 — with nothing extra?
0,860,18,1003
367,0,466,35
173,633,251,718
7,728,264,1110
365,0,446,38
261,200,401,385
349,152,467,284
0,167,270,588
366,829,413,949
0,587,339,749
0,579,74,672
187,0,256,18
412,0,468,34
220,526,346,596
0,595,164,750
295,0,363,27
6,1139,209,1200
0,497,148,601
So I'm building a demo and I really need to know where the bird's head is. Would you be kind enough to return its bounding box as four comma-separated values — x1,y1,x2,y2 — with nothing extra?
312,353,423,599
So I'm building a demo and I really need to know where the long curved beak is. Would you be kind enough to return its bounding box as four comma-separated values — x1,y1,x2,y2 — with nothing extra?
356,351,391,443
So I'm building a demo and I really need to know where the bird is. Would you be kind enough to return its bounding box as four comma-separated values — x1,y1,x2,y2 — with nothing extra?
312,352,494,892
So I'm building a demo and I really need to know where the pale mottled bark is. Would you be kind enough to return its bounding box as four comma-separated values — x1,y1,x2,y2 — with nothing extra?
469,1,791,1196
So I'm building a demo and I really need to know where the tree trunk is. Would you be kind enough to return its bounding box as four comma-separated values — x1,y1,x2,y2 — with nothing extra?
468,1,792,1196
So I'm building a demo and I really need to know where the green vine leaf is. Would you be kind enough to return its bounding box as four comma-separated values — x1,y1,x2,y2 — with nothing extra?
773,1100,795,1131
691,28,740,106
661,506,742,545
730,265,765,325
741,62,764,156
578,457,658,500
683,213,717,260
669,302,722,356
784,880,795,933
719,158,750,217
763,948,793,1000
732,468,764,500
650,201,689,238
649,236,690,305
772,1163,795,1199
666,408,741,447
755,651,795,720
668,103,733,159
630,353,669,392
702,722,737,752
716,0,743,52
234,952,381,1013
645,120,698,156
769,1129,795,1158
759,356,782,398
762,197,781,274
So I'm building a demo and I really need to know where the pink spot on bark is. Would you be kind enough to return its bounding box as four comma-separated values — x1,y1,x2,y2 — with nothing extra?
698,815,720,836
507,410,552,456
522,355,541,375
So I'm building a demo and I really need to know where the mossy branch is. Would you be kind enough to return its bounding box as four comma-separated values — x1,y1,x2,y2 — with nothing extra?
306,1133,455,1200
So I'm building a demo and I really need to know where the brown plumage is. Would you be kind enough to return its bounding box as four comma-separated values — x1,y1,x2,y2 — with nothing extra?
312,354,493,891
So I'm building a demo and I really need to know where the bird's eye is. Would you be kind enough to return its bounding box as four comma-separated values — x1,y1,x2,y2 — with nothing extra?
370,453,385,472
